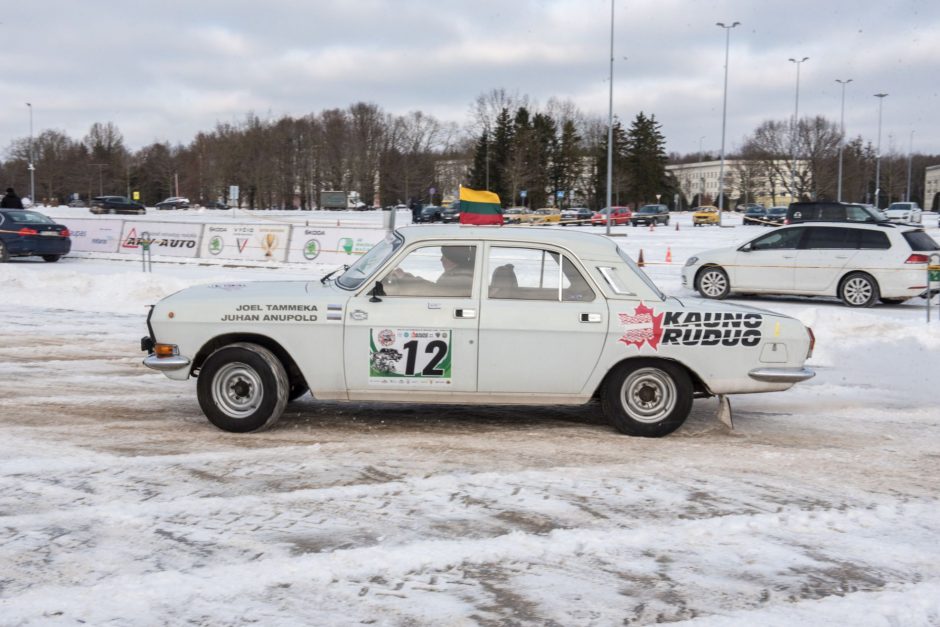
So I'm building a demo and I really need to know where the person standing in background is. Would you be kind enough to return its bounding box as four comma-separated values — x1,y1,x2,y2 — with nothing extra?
1,187,24,209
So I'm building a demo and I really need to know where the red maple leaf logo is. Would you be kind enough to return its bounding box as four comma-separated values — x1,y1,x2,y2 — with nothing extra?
618,302,664,350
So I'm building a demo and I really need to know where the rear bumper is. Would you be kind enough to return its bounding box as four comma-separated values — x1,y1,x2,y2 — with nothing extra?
7,238,71,256
748,367,815,383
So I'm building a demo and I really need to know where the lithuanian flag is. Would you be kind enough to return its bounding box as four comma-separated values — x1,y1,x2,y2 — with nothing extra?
459,186,503,225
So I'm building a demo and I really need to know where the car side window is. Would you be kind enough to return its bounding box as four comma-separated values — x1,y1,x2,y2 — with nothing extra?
846,206,871,222
382,245,476,298
802,227,853,249
857,230,891,250
487,247,594,301
750,228,804,251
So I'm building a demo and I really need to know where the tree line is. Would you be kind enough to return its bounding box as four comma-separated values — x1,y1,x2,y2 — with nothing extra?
2,89,937,210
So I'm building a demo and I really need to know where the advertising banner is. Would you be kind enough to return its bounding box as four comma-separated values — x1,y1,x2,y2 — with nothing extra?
200,223,291,262
286,225,388,266
119,221,203,258
57,218,123,253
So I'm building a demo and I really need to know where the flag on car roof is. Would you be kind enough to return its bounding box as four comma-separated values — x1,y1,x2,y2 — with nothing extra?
459,186,503,225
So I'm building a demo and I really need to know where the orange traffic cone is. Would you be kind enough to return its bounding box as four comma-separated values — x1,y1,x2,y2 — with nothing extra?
637,249,645,267
665,247,673,263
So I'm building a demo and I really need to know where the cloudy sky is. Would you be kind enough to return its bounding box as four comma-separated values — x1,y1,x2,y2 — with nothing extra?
3,0,939,157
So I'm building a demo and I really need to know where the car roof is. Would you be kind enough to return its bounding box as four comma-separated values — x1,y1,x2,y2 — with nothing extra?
395,225,624,259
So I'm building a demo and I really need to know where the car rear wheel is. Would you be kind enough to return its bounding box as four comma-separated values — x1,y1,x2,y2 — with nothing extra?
696,266,730,299
42,255,61,263
196,342,289,432
602,360,693,437
839,272,879,307
0,241,9,262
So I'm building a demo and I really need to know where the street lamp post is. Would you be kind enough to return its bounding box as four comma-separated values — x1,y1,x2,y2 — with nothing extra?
906,130,914,202
874,93,888,208
26,102,35,205
715,21,739,226
788,57,809,203
605,0,615,236
835,78,853,202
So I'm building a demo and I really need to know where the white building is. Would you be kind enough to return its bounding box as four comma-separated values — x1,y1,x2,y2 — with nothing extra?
666,159,808,208
925,164,940,211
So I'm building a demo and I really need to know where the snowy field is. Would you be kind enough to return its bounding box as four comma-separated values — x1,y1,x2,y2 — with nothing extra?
2,209,940,626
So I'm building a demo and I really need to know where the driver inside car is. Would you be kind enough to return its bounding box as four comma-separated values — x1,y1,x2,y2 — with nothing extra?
384,245,475,297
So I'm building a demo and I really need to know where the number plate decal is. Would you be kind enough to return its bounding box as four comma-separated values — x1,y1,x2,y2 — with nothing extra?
369,328,452,386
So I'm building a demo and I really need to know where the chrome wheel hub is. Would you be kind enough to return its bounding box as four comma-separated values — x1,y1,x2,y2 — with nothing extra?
843,278,872,305
213,362,263,418
620,368,677,424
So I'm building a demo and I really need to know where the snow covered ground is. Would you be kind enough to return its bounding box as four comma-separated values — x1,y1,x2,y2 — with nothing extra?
1,209,939,625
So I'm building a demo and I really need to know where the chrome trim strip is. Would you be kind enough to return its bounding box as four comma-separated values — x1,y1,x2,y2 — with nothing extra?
143,354,191,372
748,367,815,383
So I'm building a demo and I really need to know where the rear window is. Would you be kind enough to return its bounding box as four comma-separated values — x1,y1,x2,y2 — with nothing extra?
2,211,54,224
856,230,890,250
902,230,940,251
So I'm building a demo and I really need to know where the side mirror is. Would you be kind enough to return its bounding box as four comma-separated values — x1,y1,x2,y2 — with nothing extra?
369,281,385,303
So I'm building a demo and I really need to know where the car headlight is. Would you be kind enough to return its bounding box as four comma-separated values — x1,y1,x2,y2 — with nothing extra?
685,256,699,267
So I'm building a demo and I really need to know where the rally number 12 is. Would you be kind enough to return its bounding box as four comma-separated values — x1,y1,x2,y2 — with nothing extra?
402,339,447,376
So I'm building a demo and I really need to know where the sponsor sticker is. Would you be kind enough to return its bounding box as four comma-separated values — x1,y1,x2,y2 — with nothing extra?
618,303,763,349
369,328,452,386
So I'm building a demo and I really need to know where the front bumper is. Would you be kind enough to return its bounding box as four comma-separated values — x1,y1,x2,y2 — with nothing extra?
748,367,815,383
143,354,191,372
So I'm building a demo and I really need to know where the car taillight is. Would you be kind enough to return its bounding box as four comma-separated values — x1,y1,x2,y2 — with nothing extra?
18,227,38,235
905,254,929,264
61,229,70,237
806,327,815,358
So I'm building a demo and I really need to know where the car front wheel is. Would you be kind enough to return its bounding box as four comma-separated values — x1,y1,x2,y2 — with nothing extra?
0,241,9,262
42,255,61,262
196,342,289,432
840,272,879,307
602,360,693,437
696,266,730,299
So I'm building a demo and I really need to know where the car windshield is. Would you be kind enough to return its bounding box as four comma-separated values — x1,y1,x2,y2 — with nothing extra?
746,207,764,214
336,232,402,290
3,210,54,224
615,246,665,300
638,207,658,214
768,208,787,215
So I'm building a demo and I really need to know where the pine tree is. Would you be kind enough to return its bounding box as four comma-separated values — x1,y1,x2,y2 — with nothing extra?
625,112,668,205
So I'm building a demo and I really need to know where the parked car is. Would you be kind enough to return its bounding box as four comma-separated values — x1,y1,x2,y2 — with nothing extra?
503,207,530,224
89,196,145,215
736,203,763,213
786,201,886,226
682,222,940,307
883,202,923,224
765,206,789,226
414,205,442,223
0,208,71,262
743,205,768,225
692,206,720,226
205,201,230,210
531,208,561,224
67,199,86,208
591,206,632,226
142,225,815,437
560,207,592,226
631,204,670,226
155,197,190,210
440,205,460,223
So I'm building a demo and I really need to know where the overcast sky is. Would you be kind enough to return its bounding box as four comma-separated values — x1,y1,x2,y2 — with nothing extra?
3,0,939,158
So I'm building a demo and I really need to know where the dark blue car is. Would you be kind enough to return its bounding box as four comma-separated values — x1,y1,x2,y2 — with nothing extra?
0,209,71,262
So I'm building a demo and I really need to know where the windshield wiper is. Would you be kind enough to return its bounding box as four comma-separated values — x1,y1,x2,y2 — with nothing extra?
320,265,349,285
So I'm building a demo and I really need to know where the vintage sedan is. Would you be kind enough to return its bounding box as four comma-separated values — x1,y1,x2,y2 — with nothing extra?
142,226,815,437
692,206,720,226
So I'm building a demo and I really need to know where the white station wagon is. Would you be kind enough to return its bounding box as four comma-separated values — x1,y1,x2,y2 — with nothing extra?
142,226,815,437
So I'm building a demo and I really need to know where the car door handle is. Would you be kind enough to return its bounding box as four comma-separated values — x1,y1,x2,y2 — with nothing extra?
580,313,602,323
455,308,476,319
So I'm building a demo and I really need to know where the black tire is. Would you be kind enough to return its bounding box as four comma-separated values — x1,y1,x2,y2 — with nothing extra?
0,241,9,262
839,272,879,307
664,217,670,225
695,266,730,299
602,360,693,437
196,342,289,433
42,255,61,263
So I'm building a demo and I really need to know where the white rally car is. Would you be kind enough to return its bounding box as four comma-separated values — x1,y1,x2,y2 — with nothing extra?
142,226,815,437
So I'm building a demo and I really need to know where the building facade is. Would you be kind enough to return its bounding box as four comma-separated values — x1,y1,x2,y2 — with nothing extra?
666,159,808,208
925,164,940,211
